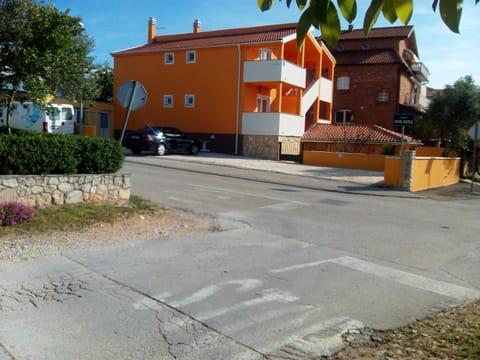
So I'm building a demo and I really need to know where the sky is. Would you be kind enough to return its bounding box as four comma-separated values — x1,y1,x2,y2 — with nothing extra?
52,1,479,90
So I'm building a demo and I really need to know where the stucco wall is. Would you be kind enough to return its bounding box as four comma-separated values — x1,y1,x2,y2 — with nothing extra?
303,151,385,171
411,157,460,192
0,174,131,208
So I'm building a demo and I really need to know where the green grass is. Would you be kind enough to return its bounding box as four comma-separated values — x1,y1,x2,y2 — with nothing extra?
0,195,159,238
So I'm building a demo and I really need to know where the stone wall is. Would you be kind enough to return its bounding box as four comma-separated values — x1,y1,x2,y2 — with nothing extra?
242,135,279,160
0,174,131,208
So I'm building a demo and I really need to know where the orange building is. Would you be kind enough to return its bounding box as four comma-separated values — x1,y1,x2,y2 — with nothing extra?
113,19,335,159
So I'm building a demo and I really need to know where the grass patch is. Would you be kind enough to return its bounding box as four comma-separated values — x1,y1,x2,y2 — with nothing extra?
0,195,159,238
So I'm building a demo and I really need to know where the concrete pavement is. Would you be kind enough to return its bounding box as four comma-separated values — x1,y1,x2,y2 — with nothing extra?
124,151,480,200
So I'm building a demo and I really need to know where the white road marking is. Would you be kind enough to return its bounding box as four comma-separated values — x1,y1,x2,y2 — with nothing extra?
227,304,321,334
132,291,171,310
170,279,262,308
196,288,299,321
260,202,301,211
260,316,363,357
167,196,201,204
270,259,332,273
271,256,480,301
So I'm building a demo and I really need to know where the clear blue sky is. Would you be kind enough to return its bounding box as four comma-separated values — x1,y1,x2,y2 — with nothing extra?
53,1,479,89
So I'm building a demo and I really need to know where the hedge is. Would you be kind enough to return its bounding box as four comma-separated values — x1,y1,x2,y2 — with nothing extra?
0,127,124,175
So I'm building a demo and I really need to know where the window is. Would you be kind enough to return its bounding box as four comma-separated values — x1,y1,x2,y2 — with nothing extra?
337,76,350,90
377,89,389,102
164,53,174,64
335,109,353,124
259,48,272,61
184,94,195,108
163,95,173,108
186,50,196,63
256,95,270,112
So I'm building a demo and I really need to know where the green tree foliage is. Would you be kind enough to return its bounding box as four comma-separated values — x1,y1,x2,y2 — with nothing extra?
257,0,479,46
413,76,480,157
94,63,114,102
0,0,94,129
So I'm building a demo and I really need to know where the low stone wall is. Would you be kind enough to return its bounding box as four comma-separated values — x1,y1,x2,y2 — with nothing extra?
0,174,131,208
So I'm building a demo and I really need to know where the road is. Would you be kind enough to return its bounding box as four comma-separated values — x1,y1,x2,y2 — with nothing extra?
0,157,479,359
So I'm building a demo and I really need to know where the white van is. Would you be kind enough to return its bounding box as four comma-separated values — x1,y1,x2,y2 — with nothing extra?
0,102,75,134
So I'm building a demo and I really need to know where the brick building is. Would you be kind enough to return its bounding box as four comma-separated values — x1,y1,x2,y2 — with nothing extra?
324,26,430,131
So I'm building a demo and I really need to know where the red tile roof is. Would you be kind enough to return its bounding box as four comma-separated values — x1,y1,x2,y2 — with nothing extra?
114,23,298,55
302,123,419,144
333,49,402,65
338,25,413,40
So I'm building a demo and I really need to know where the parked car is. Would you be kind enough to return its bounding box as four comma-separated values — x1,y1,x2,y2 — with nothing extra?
124,127,201,156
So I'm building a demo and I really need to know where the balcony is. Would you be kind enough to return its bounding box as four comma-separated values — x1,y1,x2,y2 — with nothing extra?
244,60,306,88
242,112,305,137
411,62,430,83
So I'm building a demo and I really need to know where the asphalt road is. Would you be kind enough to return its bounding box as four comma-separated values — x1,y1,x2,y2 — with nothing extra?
0,157,479,360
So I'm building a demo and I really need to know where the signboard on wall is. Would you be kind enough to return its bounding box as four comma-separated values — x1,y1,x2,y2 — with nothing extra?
393,114,415,126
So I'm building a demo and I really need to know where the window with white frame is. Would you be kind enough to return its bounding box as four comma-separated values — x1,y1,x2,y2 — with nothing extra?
336,76,350,90
163,95,174,108
377,89,389,102
335,109,353,124
184,94,195,108
164,52,174,64
186,50,196,63
256,95,270,112
259,48,272,61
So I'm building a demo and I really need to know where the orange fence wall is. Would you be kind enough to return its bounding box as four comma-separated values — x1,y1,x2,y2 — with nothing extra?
410,157,460,192
384,157,404,187
415,147,444,157
303,151,385,171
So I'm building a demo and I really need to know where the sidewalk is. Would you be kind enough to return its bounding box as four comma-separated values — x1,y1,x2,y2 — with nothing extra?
166,152,385,185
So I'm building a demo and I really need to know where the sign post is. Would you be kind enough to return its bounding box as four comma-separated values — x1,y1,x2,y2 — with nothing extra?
468,122,480,192
117,80,148,144
393,114,415,187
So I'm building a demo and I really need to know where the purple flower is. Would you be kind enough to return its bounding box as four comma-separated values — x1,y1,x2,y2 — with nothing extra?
0,201,36,226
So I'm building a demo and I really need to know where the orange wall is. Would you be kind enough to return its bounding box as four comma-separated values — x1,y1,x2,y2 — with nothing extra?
411,157,460,192
384,157,403,187
415,146,444,157
303,151,385,171
114,46,240,134
384,156,460,191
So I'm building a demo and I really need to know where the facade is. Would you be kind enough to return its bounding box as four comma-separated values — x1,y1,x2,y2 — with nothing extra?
325,26,430,131
113,19,335,159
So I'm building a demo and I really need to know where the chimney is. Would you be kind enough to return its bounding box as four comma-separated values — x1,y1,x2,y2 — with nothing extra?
148,17,156,43
193,19,201,33
348,24,354,32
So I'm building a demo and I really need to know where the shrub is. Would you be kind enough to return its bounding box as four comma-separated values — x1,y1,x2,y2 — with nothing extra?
0,128,124,175
76,136,124,174
0,201,36,226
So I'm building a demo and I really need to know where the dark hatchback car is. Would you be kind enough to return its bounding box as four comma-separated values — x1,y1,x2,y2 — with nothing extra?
124,127,201,156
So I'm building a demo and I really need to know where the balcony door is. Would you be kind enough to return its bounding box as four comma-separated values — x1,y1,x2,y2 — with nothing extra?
257,95,271,113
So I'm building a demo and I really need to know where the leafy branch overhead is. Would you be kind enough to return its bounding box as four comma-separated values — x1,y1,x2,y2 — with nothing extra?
257,0,478,46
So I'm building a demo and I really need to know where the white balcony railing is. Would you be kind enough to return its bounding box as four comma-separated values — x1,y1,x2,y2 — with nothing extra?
411,62,430,83
301,78,320,116
242,112,305,137
244,60,306,88
319,78,333,102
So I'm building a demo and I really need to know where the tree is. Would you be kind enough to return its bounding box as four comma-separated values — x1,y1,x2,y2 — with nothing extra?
0,0,94,131
413,76,480,160
258,0,479,46
94,63,114,102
